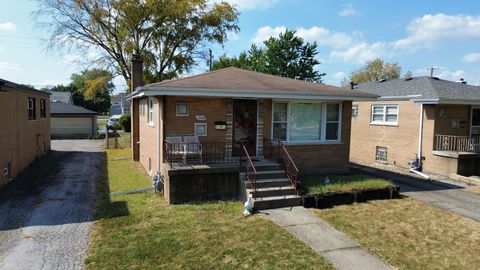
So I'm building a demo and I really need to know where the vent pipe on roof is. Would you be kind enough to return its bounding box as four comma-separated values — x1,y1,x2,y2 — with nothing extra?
457,78,467,84
350,81,357,90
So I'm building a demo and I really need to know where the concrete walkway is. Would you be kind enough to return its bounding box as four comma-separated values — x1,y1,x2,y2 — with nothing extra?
260,207,393,270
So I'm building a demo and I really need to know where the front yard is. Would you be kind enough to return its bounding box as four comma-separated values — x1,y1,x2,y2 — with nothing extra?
86,147,333,269
313,199,480,269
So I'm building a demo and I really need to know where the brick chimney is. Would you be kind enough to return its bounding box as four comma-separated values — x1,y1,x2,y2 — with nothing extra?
131,53,144,92
130,53,143,161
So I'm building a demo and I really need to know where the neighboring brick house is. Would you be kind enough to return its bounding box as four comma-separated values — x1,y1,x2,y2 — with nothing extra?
0,78,51,187
350,76,480,178
127,55,375,207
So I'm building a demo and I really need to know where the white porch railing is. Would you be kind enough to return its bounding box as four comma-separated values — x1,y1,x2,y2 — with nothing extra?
434,134,480,152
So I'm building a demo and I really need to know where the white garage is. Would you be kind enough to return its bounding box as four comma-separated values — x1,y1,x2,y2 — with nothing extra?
50,101,98,139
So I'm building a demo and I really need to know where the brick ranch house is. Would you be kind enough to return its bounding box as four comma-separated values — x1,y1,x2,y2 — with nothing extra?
0,78,51,187
350,76,480,179
127,57,375,208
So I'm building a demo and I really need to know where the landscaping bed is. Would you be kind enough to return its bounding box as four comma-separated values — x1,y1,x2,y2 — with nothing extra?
300,174,400,209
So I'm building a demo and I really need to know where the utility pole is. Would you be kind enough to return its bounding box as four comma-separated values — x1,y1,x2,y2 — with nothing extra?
427,67,439,77
208,49,213,71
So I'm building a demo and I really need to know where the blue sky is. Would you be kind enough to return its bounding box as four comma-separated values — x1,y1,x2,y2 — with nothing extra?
1,0,480,93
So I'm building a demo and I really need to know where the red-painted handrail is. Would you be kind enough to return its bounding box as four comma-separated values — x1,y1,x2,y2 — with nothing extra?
280,143,299,195
241,144,258,198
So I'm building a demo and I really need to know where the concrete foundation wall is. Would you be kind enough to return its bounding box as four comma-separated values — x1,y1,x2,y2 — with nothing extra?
161,165,239,204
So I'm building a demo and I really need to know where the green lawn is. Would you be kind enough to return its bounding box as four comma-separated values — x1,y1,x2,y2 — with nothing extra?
314,199,480,269
301,174,393,195
105,132,131,149
86,146,333,269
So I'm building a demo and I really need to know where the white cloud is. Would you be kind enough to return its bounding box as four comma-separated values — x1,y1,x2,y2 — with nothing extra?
212,0,279,11
394,13,480,51
437,69,466,81
0,61,21,72
251,26,286,44
0,22,16,31
338,4,360,17
462,53,480,63
330,42,392,63
252,26,353,48
332,71,346,81
296,27,353,48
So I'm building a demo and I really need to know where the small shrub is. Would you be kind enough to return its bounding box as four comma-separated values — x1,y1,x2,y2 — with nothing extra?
119,114,131,132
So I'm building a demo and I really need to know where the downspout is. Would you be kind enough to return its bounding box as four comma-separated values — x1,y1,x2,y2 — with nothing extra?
410,103,430,180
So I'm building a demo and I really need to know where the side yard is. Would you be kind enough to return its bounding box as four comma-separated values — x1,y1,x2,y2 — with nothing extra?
313,199,480,270
86,142,334,269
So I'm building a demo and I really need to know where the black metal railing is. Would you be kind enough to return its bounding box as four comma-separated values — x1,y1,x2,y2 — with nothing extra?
264,138,299,194
164,141,237,167
240,144,258,198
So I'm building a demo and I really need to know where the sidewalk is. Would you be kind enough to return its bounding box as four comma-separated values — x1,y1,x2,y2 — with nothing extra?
260,207,393,270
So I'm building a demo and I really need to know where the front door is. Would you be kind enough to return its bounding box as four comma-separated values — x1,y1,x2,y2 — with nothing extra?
232,99,257,157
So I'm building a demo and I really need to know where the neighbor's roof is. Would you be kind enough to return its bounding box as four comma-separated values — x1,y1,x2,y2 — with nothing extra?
129,67,377,100
0,77,50,96
354,77,480,104
48,91,73,104
50,101,98,115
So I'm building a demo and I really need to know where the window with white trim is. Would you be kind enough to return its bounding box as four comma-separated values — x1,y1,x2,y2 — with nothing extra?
272,102,288,141
195,123,207,136
272,101,342,143
371,104,398,125
176,103,189,116
40,99,46,118
148,98,154,125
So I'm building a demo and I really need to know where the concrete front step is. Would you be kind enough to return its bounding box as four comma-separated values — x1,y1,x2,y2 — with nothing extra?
253,195,302,210
253,163,284,172
255,170,287,179
255,178,292,188
248,186,296,197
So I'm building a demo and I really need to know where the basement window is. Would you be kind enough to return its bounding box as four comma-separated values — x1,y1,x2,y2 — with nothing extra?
375,146,388,163
4,163,11,182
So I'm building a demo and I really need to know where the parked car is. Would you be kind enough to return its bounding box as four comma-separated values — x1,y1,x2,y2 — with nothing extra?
107,115,122,130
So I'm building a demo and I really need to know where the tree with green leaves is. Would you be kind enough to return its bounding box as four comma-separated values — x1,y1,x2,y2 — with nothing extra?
212,30,325,83
34,0,239,91
70,68,114,113
349,58,401,84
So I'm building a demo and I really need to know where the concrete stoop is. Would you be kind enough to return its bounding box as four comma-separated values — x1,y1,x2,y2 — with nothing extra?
241,160,301,210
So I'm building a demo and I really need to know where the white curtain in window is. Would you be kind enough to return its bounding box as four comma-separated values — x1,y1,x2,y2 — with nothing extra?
289,103,322,141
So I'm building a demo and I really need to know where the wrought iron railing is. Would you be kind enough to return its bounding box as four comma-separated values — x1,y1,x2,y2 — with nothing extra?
434,134,480,153
240,144,258,198
164,141,236,167
264,138,299,194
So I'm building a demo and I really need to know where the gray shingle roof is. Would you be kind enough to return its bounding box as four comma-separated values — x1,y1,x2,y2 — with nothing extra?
133,67,377,100
355,77,480,103
50,101,98,115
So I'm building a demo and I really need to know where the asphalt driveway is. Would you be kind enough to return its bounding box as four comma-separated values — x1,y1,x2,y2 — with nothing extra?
0,140,104,270
353,165,480,222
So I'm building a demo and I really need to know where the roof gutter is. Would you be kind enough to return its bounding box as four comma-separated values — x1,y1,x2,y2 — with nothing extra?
412,98,480,105
127,86,378,101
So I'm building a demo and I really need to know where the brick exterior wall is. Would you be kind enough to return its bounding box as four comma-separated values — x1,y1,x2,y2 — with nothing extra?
138,97,160,175
0,88,50,186
133,97,355,177
351,101,478,176
350,100,421,169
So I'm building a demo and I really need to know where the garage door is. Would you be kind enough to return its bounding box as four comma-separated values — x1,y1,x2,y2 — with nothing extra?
51,117,93,139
